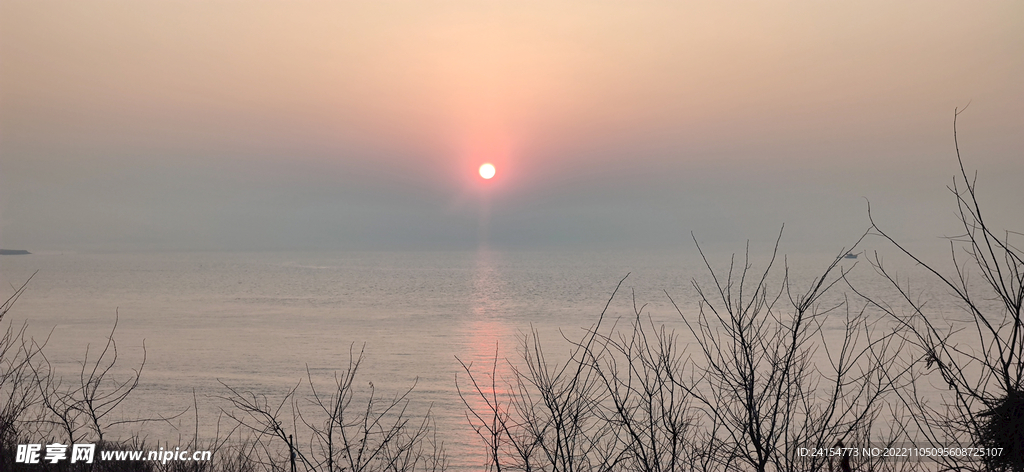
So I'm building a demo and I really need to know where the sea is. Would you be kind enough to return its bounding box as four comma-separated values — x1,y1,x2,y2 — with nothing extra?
0,247,957,469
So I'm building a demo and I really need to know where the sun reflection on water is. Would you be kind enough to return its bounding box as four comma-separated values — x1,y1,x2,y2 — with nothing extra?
453,246,521,470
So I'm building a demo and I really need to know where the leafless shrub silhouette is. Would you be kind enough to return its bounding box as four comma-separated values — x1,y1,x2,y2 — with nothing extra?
459,244,909,472
220,344,447,472
853,108,1024,471
586,298,706,472
30,313,156,445
674,231,912,472
0,274,46,465
1,286,233,471
0,274,441,472
457,276,642,472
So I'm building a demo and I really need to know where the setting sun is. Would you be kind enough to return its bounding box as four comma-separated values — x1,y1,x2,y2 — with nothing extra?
479,163,496,179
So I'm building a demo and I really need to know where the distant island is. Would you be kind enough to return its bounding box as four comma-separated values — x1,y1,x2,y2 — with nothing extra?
0,249,31,255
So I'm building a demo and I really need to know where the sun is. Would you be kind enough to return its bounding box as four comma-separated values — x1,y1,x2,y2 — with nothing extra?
479,163,496,179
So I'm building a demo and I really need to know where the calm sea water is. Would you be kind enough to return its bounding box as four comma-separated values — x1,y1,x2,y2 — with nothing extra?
0,248,950,469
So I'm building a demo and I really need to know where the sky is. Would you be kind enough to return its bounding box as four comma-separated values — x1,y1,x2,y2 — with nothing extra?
1,1,1022,253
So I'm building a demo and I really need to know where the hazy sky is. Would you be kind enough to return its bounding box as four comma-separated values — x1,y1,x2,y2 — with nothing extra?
1,1,1021,252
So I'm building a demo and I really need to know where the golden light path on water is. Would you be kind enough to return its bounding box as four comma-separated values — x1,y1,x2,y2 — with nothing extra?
458,246,517,468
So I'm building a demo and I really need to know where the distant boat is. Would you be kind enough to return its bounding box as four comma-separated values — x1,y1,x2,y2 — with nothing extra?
0,249,31,255
844,252,860,259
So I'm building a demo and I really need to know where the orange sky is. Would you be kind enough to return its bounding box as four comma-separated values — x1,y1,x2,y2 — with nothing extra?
1,1,1022,250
